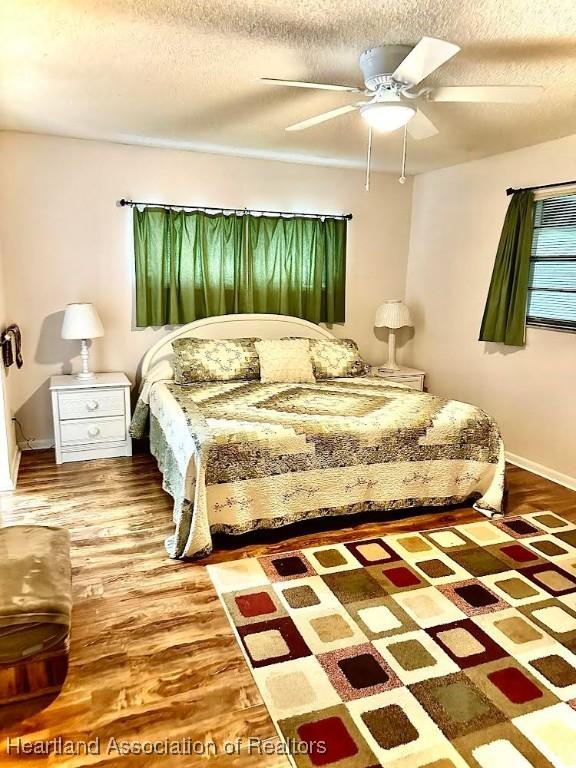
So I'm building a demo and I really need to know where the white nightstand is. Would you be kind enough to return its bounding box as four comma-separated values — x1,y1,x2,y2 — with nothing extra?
371,365,426,391
50,373,132,464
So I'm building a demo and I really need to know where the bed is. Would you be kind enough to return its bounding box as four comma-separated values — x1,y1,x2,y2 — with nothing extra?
130,314,505,559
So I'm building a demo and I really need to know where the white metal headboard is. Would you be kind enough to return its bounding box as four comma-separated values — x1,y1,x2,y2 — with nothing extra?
141,313,336,376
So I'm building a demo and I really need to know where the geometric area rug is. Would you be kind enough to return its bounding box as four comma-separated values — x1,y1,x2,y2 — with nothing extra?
208,513,576,768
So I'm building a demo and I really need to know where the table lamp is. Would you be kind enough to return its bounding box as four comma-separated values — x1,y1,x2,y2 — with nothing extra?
374,300,413,371
61,303,104,380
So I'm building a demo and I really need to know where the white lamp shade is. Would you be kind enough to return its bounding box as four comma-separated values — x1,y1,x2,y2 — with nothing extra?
61,303,104,340
374,300,413,329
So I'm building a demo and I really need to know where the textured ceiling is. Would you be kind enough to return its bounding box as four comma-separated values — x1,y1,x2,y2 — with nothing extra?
1,0,576,173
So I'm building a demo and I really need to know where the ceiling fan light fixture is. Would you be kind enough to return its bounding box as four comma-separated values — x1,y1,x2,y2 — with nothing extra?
360,102,416,132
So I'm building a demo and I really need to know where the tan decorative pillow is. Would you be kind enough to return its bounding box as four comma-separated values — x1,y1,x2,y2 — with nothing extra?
172,338,260,384
255,339,316,384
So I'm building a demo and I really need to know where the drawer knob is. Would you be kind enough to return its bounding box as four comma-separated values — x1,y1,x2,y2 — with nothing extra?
86,400,99,411
87,426,100,438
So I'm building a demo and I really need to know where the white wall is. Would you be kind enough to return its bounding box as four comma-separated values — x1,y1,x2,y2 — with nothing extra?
404,134,576,482
0,132,413,443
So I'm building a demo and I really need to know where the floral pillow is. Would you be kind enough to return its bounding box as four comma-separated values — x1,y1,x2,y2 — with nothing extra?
172,338,260,384
284,337,369,379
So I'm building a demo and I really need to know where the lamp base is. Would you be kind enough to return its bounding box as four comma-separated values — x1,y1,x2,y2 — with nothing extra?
386,329,399,369
76,339,95,380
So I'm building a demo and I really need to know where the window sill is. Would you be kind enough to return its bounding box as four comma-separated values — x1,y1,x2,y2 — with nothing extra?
526,320,576,334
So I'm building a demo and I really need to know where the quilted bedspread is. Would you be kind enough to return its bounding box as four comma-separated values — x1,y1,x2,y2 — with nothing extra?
131,377,505,559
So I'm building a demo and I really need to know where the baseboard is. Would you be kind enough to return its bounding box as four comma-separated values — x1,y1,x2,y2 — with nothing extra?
506,451,576,492
0,447,21,492
18,438,53,451
10,446,21,487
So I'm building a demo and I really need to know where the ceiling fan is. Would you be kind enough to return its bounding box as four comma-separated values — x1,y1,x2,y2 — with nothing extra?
261,38,542,140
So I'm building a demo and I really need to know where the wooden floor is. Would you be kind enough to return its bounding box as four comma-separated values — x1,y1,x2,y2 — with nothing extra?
1,448,575,767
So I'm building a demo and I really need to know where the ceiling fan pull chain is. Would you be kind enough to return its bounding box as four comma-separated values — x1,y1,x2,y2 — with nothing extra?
365,126,373,192
399,125,408,184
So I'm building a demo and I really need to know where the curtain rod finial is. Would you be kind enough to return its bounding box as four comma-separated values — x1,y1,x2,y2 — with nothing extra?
117,198,128,207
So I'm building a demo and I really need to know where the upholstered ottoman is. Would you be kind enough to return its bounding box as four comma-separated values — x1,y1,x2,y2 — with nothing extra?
0,525,71,708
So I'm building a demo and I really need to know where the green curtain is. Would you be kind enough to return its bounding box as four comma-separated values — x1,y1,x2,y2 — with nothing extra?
133,208,347,327
479,190,535,346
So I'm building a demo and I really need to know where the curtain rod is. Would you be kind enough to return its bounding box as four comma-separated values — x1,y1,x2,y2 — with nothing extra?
117,198,352,221
506,179,576,196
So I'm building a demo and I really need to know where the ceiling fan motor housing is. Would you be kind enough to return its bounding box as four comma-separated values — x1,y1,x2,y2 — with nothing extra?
359,45,413,90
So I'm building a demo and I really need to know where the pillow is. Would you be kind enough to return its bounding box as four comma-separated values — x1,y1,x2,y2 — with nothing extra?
140,359,174,403
172,337,260,384
255,339,315,384
285,337,369,379
143,359,174,385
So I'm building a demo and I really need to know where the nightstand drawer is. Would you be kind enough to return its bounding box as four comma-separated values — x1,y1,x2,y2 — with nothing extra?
60,416,126,446
371,367,425,392
57,389,125,420
387,376,423,390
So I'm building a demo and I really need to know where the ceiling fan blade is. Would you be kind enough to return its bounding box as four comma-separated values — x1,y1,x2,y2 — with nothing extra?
261,78,361,93
406,109,439,140
393,37,460,86
286,104,358,132
428,85,543,103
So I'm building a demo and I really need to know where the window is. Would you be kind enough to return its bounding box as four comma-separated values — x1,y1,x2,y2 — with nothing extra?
527,193,576,331
132,208,347,327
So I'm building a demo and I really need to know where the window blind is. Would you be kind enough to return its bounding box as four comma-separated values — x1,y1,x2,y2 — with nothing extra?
527,193,576,331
